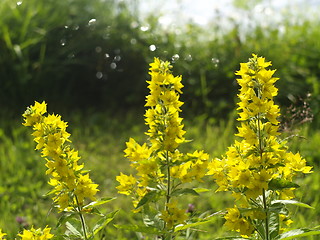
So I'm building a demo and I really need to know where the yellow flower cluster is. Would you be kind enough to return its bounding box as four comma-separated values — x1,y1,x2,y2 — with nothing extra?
170,150,209,183
23,101,99,211
160,200,188,229
145,58,185,152
117,58,208,229
18,226,53,240
223,206,254,236
207,54,312,235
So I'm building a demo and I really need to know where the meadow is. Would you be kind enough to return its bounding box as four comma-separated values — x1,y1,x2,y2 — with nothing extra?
1,0,320,239
1,108,320,239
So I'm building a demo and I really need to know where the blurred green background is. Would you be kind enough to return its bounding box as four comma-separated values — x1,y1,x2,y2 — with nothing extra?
1,0,320,238
1,0,320,120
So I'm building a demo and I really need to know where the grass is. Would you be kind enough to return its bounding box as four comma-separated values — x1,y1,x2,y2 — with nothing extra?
0,111,319,239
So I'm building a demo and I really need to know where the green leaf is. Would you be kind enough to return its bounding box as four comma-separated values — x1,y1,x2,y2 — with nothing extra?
174,211,222,232
142,210,165,230
269,202,289,215
193,188,210,193
45,188,58,196
214,237,251,240
114,224,165,235
277,228,320,239
135,190,159,209
269,211,280,239
2,25,13,49
83,197,116,209
268,178,299,190
171,188,199,197
243,148,257,158
174,220,210,232
92,210,119,235
271,200,313,209
65,220,83,238
56,213,77,228
84,207,104,216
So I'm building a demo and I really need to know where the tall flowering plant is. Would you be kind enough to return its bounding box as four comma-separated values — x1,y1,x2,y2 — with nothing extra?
116,58,211,239
23,102,117,239
208,54,318,239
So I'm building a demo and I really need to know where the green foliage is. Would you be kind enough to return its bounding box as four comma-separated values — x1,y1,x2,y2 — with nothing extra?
268,179,300,191
277,228,320,240
2,5,320,234
0,0,148,113
0,124,52,238
1,0,320,125
0,112,319,239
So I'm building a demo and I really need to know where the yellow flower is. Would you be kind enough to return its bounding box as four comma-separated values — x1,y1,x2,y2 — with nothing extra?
124,138,152,163
74,174,99,203
149,58,172,75
278,188,295,200
251,169,272,190
208,54,313,238
236,122,257,145
237,169,252,188
22,101,47,127
116,173,137,195
224,207,240,223
161,200,188,229
224,207,254,236
23,102,99,211
0,229,7,239
286,152,313,173
135,160,158,176
18,226,53,240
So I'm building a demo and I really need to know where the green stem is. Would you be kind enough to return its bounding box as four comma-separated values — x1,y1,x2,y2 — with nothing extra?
75,195,88,240
257,117,263,156
165,150,173,240
257,113,269,240
262,188,269,240
166,150,171,207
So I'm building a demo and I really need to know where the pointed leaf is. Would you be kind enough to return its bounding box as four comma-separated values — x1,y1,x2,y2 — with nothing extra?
92,210,119,235
114,224,165,234
174,219,211,232
269,211,280,239
45,188,58,196
269,202,289,215
56,213,77,228
171,188,199,197
174,211,222,232
65,220,82,238
269,178,299,190
214,237,251,240
135,190,159,209
277,228,320,239
194,188,210,193
272,200,313,209
82,206,104,216
83,197,116,209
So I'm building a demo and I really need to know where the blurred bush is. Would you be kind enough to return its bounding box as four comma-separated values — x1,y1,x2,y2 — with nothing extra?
1,0,320,123
0,0,150,114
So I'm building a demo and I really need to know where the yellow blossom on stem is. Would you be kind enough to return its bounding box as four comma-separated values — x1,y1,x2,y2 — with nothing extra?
208,54,313,237
22,101,47,127
161,200,188,230
116,173,137,195
224,206,254,236
23,101,99,211
116,58,209,237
